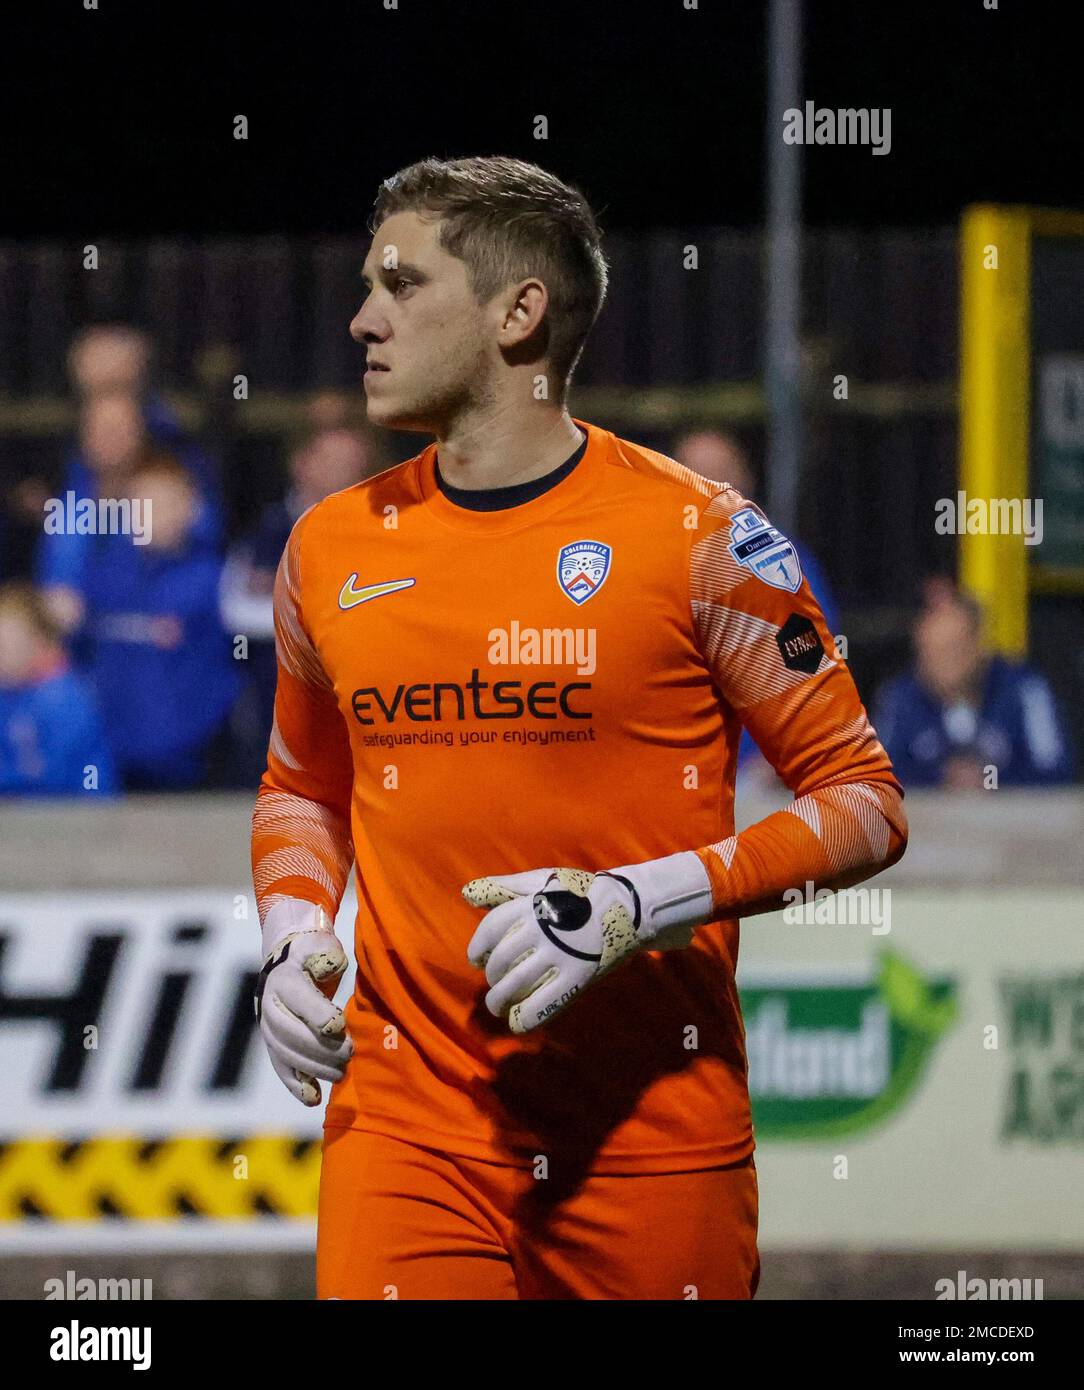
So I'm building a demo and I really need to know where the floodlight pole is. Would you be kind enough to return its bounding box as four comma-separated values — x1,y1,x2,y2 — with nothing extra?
765,0,804,532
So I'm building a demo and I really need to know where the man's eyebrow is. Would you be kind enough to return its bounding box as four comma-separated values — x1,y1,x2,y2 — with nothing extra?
359,261,428,287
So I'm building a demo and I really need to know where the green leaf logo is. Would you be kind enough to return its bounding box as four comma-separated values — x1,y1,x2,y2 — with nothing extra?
742,950,958,1140
879,949,957,1037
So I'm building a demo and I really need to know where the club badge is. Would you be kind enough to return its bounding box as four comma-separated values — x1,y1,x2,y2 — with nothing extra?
557,540,612,605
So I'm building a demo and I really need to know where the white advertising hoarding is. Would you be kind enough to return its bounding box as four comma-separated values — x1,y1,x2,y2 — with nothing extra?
0,885,1080,1252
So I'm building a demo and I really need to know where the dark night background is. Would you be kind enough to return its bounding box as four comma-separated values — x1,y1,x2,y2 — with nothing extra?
1,0,1077,237
1,0,1080,772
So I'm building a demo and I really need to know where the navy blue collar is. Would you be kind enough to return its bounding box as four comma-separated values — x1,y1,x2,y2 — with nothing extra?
435,430,588,511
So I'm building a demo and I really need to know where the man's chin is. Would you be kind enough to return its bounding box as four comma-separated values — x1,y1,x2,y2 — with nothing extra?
364,397,435,434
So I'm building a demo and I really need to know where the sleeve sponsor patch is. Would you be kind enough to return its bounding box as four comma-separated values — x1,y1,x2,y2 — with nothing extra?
776,613,828,674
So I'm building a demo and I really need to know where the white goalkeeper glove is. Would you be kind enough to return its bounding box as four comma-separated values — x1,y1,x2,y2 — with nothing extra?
462,851,714,1034
254,898,353,1105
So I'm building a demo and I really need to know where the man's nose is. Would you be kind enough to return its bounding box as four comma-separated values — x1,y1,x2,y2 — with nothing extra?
349,301,385,345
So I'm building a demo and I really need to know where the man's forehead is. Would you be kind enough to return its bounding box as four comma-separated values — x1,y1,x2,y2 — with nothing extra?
363,210,445,272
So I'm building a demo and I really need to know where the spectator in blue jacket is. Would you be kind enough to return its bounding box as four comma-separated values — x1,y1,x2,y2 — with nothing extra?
36,325,223,611
82,455,238,790
64,323,221,508
37,392,151,634
0,583,117,796
875,589,1074,789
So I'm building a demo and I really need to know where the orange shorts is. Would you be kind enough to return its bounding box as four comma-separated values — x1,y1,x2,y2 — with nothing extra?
317,1126,760,1300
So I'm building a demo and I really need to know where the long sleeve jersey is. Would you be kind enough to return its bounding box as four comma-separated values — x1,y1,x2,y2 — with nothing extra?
252,418,906,1172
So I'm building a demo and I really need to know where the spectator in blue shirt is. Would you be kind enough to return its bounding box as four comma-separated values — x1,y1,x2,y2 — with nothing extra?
64,322,219,493
82,455,238,790
36,325,222,612
875,589,1074,789
0,583,117,796
37,392,150,630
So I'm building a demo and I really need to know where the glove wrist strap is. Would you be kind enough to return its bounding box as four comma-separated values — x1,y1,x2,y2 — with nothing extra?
611,851,715,939
260,897,334,960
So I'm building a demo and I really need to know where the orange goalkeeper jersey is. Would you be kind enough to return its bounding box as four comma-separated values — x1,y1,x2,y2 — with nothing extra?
252,418,906,1173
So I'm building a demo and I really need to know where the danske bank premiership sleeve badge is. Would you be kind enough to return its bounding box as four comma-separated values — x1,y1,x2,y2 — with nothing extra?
727,507,803,593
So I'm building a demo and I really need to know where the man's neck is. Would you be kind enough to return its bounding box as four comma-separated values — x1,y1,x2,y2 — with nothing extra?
435,403,583,492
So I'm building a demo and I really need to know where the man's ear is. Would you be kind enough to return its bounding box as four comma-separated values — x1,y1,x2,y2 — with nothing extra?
497,279,548,350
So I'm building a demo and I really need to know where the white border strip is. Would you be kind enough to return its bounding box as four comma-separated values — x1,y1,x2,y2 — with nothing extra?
0,1219,316,1255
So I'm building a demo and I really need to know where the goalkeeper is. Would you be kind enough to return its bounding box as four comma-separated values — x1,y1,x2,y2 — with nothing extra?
252,154,907,1300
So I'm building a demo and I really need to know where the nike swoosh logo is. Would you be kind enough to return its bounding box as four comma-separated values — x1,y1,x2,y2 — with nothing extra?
338,575,416,610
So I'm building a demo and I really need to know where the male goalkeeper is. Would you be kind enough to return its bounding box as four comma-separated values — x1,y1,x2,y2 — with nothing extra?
251,155,907,1300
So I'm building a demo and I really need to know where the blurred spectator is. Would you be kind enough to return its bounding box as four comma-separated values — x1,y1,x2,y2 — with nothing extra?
252,427,380,594
221,427,380,783
874,588,1074,789
82,456,239,790
68,323,152,400
673,429,839,634
66,322,216,473
38,389,227,631
0,583,117,796
36,392,150,635
34,325,223,608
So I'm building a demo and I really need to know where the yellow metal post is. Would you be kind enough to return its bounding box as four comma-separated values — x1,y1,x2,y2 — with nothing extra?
958,205,1031,655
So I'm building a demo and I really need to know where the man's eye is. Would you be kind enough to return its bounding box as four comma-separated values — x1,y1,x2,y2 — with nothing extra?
394,279,414,296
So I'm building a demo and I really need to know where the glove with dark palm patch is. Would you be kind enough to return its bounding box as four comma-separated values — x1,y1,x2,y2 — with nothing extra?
462,852,714,1034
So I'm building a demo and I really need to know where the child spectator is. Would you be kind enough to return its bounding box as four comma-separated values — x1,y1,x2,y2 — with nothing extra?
0,583,117,796
82,456,238,789
36,326,224,616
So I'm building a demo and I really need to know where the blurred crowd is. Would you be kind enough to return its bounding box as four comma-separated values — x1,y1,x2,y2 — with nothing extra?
0,324,1074,797
0,325,384,795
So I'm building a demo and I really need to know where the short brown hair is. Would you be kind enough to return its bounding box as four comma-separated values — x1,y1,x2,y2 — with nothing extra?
371,155,608,392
